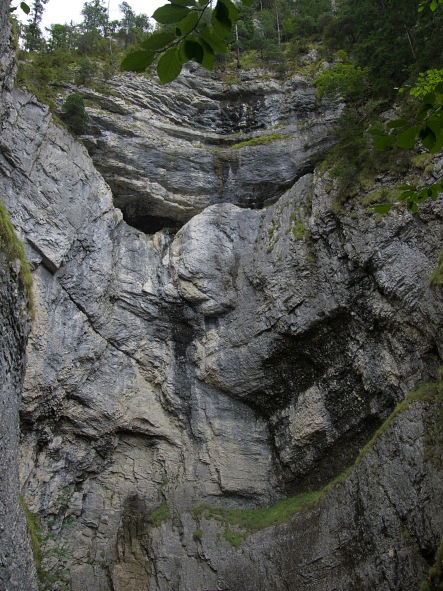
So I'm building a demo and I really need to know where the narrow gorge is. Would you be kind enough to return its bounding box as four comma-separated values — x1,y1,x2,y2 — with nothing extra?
1,2,443,590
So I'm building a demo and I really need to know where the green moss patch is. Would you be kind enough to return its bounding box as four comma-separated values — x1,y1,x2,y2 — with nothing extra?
192,491,321,546
190,376,443,548
20,496,43,577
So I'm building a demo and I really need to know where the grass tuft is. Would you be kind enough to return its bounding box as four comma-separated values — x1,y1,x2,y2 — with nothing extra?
148,502,171,526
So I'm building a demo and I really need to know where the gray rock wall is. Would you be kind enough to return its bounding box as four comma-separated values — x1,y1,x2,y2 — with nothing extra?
79,70,336,232
0,4,37,590
0,254,37,591
1,2,443,589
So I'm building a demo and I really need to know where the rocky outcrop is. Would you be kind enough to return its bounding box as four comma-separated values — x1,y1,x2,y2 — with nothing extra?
1,1,443,589
79,70,336,232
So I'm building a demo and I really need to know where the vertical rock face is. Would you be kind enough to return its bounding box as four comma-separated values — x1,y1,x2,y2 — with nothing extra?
1,2,443,590
0,253,37,591
0,5,37,590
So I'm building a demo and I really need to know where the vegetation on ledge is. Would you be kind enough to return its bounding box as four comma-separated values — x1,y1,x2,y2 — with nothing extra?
0,200,33,314
190,374,443,547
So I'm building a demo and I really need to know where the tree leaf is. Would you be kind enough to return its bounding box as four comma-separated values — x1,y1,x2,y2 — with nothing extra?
176,11,199,36
374,135,393,150
157,47,182,83
386,118,409,129
373,204,394,214
220,0,238,21
396,126,419,149
153,4,191,24
211,1,232,38
419,126,437,150
20,2,30,14
240,0,253,6
181,37,204,62
368,127,383,136
198,23,228,53
199,39,216,70
121,50,155,72
141,32,176,50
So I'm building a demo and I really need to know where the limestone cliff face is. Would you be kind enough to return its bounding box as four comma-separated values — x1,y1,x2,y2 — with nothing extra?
79,69,335,232
1,2,443,589
0,6,37,590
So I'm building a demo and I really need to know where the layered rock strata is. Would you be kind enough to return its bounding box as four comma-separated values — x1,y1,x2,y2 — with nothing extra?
1,2,443,589
80,69,335,232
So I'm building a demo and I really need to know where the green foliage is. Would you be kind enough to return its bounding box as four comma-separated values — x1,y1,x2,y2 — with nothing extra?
9,2,30,15
61,92,89,135
409,69,443,97
75,57,96,85
370,80,443,213
0,200,33,312
319,105,411,208
121,0,254,83
315,61,368,102
224,528,245,548
419,0,443,12
148,502,171,526
192,528,203,541
192,491,321,542
420,538,443,591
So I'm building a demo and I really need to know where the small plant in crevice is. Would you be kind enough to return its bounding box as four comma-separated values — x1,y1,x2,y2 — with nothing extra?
192,528,203,542
148,502,171,526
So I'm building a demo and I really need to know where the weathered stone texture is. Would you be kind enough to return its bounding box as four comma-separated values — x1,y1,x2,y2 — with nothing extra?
0,254,37,591
0,5,37,590
0,2,442,588
79,69,335,232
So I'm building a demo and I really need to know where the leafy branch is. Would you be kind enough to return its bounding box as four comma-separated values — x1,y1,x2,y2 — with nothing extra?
369,81,443,213
121,0,252,84
8,1,30,14
418,0,443,12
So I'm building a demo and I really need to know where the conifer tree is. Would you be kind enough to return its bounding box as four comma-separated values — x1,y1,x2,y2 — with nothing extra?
24,0,48,51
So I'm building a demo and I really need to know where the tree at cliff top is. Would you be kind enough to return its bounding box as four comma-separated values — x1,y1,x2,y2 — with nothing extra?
23,0,48,51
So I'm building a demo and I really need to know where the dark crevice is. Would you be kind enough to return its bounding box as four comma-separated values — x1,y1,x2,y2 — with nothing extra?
118,205,184,235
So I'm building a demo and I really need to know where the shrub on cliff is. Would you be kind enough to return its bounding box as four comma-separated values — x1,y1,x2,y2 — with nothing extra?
61,92,89,135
